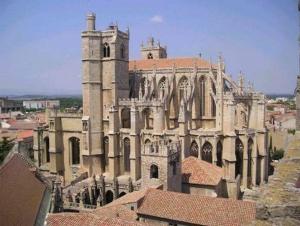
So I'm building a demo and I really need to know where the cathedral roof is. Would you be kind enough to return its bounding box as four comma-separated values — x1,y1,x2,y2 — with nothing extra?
129,57,216,71
182,156,223,186
0,153,51,226
137,188,256,226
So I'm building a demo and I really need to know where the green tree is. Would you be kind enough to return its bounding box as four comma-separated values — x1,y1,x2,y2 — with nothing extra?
0,137,14,163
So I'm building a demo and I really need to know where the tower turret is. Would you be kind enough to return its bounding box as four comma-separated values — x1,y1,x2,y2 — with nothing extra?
140,37,167,59
86,13,96,31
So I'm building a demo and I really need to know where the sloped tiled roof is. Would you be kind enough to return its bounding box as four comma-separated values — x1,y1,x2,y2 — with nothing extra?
137,188,256,226
17,130,33,140
7,119,38,130
129,57,215,71
46,212,146,226
105,188,148,207
182,156,223,186
0,154,50,226
93,204,138,222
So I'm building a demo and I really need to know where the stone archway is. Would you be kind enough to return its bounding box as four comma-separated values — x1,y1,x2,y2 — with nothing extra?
216,141,223,167
69,137,80,165
105,190,114,204
247,138,254,188
142,108,153,129
235,138,244,178
121,108,131,128
119,192,126,198
44,137,50,163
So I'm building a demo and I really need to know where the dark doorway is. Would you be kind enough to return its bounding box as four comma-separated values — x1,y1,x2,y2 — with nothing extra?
105,190,114,204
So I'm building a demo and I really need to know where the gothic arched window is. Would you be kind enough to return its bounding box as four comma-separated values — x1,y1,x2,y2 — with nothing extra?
189,141,199,158
70,137,80,165
178,77,188,102
142,108,153,129
158,77,166,98
124,138,130,172
103,42,110,58
103,136,109,171
212,83,216,117
201,142,212,163
199,76,206,116
121,108,131,128
217,141,223,167
150,164,158,178
44,137,50,163
147,52,153,59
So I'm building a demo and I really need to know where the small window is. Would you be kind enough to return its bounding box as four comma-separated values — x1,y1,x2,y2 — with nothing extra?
172,162,176,175
103,42,110,58
120,44,125,59
70,137,80,165
150,164,158,178
147,52,153,59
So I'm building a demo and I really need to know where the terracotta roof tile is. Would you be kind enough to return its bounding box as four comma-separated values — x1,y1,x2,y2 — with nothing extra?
137,188,256,226
0,154,49,226
182,156,223,186
46,212,146,226
93,204,138,222
7,119,38,130
105,189,148,207
129,57,215,71
17,130,33,140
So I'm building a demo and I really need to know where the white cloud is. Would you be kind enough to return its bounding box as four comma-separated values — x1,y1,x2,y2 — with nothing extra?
150,15,163,23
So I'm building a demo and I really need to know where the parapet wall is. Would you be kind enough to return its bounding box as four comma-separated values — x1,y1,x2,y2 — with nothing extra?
251,134,300,225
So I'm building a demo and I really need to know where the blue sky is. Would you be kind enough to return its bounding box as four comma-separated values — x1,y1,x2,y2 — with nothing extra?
0,0,298,95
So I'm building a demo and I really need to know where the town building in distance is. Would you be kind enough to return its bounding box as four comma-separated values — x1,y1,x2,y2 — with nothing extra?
0,97,23,113
23,99,60,110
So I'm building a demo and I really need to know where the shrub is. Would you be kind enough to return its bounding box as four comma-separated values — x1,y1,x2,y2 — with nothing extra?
272,148,284,161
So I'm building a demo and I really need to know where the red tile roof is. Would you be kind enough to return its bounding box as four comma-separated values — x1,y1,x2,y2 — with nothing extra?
46,212,146,226
137,188,256,226
7,119,38,130
93,204,138,222
182,156,223,186
0,154,49,226
105,189,148,207
129,57,215,71
17,130,33,140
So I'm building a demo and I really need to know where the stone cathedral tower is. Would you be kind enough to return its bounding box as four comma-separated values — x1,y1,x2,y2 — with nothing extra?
81,13,129,176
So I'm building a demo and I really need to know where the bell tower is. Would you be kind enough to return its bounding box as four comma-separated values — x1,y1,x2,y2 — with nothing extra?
140,37,167,59
141,137,182,192
81,13,130,177
81,13,103,176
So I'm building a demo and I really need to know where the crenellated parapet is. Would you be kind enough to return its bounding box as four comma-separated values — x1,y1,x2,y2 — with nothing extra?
143,138,181,157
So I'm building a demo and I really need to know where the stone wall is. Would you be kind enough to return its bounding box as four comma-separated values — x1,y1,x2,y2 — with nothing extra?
248,134,300,225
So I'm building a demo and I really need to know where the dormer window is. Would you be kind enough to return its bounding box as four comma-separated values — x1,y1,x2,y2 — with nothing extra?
147,52,153,59
103,42,110,58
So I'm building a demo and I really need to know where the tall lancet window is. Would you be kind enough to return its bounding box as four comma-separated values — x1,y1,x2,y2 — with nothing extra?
200,77,206,116
158,77,167,99
103,42,110,58
178,77,188,103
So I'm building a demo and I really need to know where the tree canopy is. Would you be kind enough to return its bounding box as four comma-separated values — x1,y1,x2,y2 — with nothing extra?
0,137,14,164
